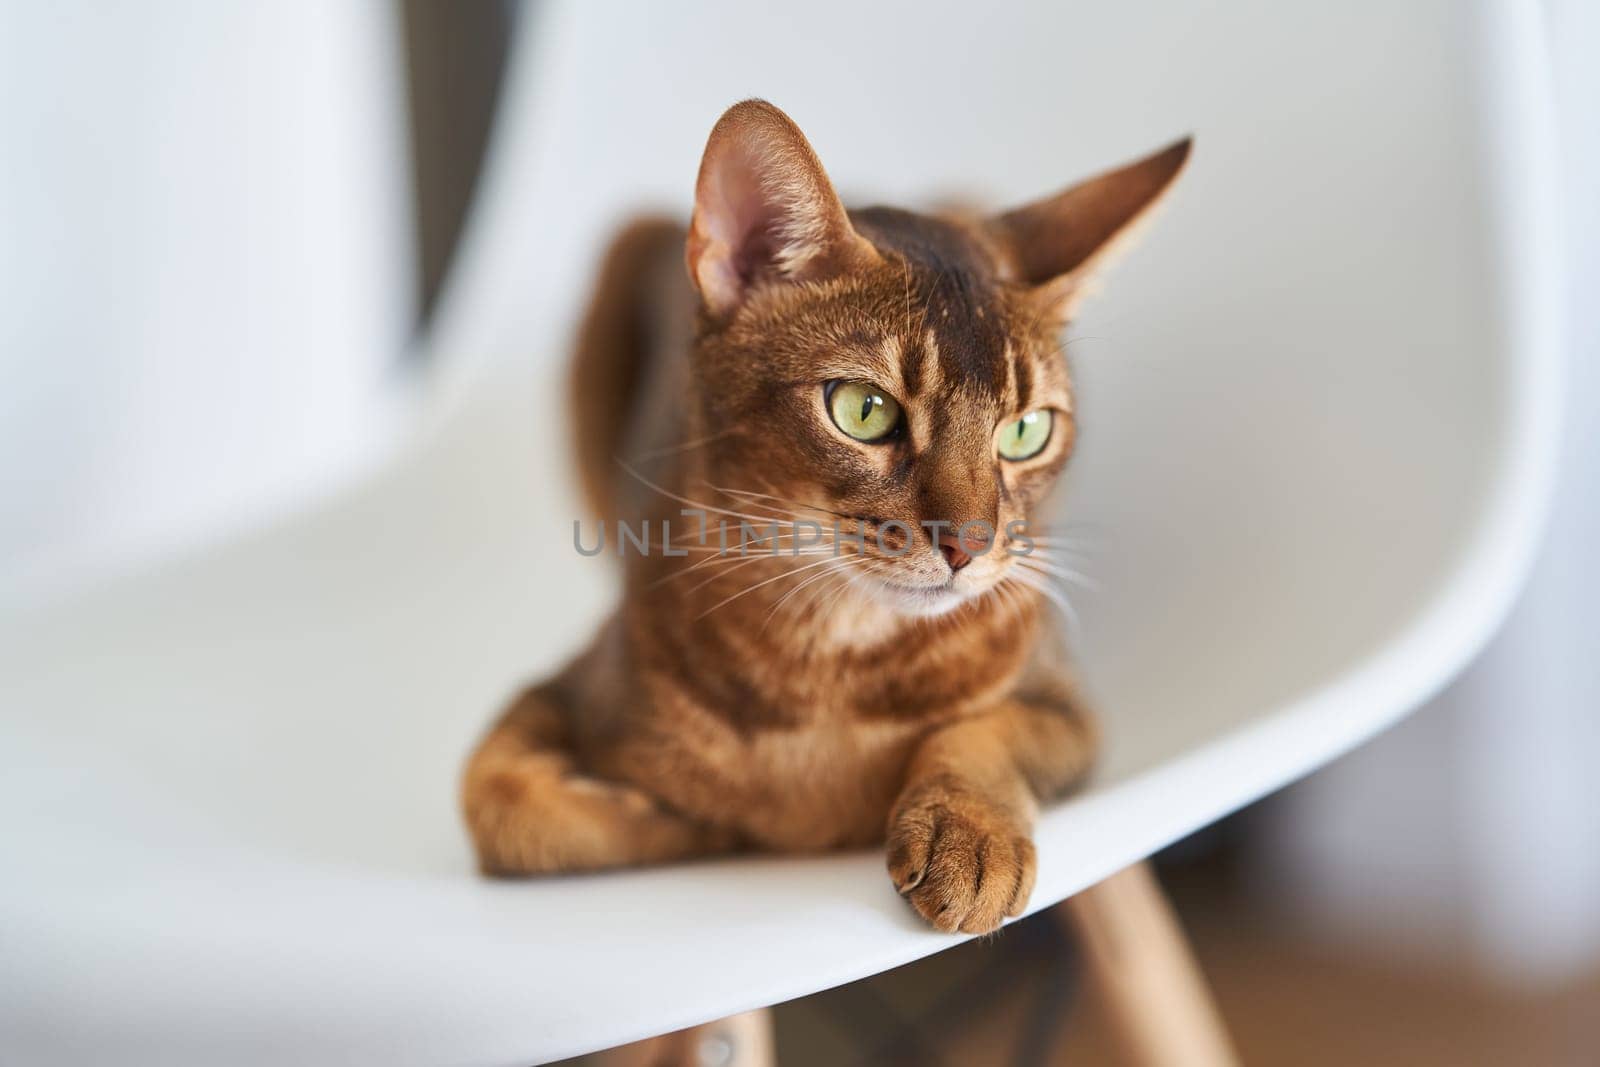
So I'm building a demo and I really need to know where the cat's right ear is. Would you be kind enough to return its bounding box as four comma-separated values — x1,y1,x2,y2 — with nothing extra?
686,100,879,319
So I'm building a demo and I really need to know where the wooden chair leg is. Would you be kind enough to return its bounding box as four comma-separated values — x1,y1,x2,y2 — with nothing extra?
1055,860,1239,1066
588,1007,775,1067
591,860,1224,1066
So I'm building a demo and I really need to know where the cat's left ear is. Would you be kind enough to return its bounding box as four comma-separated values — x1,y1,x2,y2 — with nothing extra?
989,138,1192,322
687,100,880,319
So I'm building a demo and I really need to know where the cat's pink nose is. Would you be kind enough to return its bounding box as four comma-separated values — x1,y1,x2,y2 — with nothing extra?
938,532,973,572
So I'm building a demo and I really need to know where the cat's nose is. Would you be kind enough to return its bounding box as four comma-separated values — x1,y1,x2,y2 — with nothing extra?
937,531,976,573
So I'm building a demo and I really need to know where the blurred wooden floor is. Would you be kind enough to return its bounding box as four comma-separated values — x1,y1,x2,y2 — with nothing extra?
569,861,1600,1066
772,888,1600,1067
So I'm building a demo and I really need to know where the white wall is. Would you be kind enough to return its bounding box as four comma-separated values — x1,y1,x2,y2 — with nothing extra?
0,3,415,606
1258,0,1600,987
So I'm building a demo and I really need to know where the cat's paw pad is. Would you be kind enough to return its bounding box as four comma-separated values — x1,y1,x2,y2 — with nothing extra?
886,795,1036,934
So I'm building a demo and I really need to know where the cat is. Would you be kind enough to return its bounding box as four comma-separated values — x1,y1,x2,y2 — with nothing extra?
462,100,1189,934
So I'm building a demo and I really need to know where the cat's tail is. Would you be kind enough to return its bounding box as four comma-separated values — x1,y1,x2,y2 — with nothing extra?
567,216,692,524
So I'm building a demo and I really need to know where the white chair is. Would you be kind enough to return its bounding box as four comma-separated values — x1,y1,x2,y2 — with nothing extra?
0,1,1561,1062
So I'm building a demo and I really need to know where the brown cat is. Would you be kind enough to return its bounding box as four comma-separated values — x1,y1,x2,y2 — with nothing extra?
463,100,1189,934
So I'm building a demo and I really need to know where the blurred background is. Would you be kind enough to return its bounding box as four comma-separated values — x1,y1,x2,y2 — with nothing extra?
2,2,1596,1064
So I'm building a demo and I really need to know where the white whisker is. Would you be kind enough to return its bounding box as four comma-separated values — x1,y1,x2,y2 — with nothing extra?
627,427,739,463
762,555,872,630
696,553,862,620
617,459,826,532
1007,570,1082,640
1014,556,1100,592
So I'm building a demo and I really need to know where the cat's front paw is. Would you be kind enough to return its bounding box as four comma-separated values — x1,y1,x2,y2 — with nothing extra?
886,791,1036,934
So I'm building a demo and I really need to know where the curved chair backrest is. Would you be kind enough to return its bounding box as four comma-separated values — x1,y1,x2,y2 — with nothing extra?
0,2,1559,1064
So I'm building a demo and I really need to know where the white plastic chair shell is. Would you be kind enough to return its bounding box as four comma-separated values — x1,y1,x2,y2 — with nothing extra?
0,2,1561,1063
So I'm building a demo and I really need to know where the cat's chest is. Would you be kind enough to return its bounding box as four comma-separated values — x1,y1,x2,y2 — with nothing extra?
620,671,932,848
717,647,1025,847
732,715,926,849
777,635,1027,725
621,606,1034,847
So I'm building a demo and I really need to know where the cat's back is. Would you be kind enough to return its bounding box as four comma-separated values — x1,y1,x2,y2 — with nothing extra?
568,218,697,525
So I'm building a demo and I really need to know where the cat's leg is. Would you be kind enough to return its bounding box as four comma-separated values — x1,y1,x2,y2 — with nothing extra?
885,684,1096,933
462,682,735,874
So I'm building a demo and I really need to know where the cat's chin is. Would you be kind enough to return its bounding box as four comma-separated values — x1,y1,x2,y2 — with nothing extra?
864,578,975,619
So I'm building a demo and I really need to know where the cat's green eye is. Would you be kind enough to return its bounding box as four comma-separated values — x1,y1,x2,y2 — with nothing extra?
827,380,902,443
998,410,1053,461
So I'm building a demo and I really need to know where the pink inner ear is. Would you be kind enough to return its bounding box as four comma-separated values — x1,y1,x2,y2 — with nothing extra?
702,146,781,293
689,101,873,315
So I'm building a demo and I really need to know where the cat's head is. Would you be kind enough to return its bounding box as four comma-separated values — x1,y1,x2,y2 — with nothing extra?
683,100,1188,618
